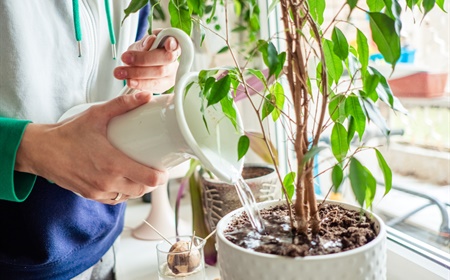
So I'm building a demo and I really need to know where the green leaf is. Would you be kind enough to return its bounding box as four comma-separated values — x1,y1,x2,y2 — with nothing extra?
259,41,280,77
275,52,286,78
361,97,391,136
406,0,420,9
220,95,238,129
368,12,401,68
349,158,368,207
331,123,349,162
123,0,148,23
356,29,369,74
307,0,326,25
271,82,285,121
363,165,377,209
169,0,192,35
423,0,436,15
347,0,358,9
302,146,327,165
332,27,349,60
283,172,296,200
262,93,276,120
347,116,356,145
363,71,380,96
323,39,344,85
436,0,446,11
375,149,392,196
345,95,366,140
188,0,205,17
151,0,166,20
238,135,250,160
247,69,268,88
208,75,231,106
328,94,346,123
331,164,344,192
367,0,385,12
217,46,229,54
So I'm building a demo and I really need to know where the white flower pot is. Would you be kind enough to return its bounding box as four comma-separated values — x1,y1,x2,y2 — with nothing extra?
216,199,387,280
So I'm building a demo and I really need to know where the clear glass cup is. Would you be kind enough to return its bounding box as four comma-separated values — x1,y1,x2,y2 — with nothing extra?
156,236,206,280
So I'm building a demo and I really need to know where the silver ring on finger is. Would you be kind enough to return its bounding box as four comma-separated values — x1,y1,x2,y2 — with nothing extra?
112,192,123,201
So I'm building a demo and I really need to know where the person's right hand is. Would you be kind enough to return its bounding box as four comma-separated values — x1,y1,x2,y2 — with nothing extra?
14,92,168,205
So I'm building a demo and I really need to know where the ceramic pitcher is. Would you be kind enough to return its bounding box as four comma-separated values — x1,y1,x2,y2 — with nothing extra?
60,28,244,184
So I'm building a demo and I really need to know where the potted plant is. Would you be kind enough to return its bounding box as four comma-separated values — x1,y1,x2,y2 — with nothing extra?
123,0,446,278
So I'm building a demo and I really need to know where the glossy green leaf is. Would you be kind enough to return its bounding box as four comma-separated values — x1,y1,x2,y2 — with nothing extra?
123,0,148,23
349,158,368,207
347,0,358,9
345,95,366,140
283,172,296,200
368,12,401,68
275,52,286,78
423,0,437,15
356,29,369,74
262,93,275,120
202,76,216,99
363,165,376,209
151,0,166,20
331,123,349,162
259,41,280,77
220,95,238,129
217,46,229,54
169,0,192,35
271,82,285,121
347,116,356,145
188,0,205,17
302,146,327,166
208,75,231,106
375,149,392,196
329,95,346,123
331,164,344,192
406,0,420,9
332,27,349,60
436,0,446,11
361,97,390,136
367,0,385,12
307,0,326,25
363,71,380,96
247,69,268,88
238,135,250,160
323,39,344,85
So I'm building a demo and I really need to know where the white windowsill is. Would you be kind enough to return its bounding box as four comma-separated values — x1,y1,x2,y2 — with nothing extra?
116,185,450,280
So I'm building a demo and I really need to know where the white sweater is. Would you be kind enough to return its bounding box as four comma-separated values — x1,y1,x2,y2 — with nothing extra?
0,0,139,123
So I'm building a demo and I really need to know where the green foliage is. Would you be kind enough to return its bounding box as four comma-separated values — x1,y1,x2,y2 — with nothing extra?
122,0,446,213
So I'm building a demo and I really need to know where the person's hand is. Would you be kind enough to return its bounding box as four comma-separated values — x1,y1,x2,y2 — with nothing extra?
113,30,180,93
14,92,168,205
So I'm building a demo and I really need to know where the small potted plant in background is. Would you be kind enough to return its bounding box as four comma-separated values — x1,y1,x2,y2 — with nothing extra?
123,0,446,279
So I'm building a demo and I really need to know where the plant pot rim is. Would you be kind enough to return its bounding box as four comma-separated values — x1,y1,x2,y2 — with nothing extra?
216,198,386,261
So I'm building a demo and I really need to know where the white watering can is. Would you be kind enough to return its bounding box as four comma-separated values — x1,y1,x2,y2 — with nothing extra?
60,28,244,184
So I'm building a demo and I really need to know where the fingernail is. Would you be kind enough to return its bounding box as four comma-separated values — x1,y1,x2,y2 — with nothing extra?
129,79,138,88
143,36,153,49
115,69,128,79
122,53,134,64
169,38,178,51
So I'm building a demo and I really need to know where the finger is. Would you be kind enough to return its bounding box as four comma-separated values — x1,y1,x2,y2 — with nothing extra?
127,75,177,92
127,35,156,52
95,92,151,119
120,48,179,67
116,61,178,83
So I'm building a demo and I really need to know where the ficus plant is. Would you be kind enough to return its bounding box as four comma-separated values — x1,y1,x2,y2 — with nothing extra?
124,0,446,260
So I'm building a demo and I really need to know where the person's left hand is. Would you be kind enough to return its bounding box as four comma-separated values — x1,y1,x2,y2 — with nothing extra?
113,30,180,93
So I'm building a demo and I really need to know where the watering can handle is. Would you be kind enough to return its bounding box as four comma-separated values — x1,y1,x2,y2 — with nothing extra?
118,28,195,96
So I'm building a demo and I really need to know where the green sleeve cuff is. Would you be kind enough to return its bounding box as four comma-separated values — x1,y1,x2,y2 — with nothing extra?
0,117,37,202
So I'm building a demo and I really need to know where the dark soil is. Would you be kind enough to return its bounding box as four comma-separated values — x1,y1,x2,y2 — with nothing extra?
241,166,273,180
224,203,377,257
